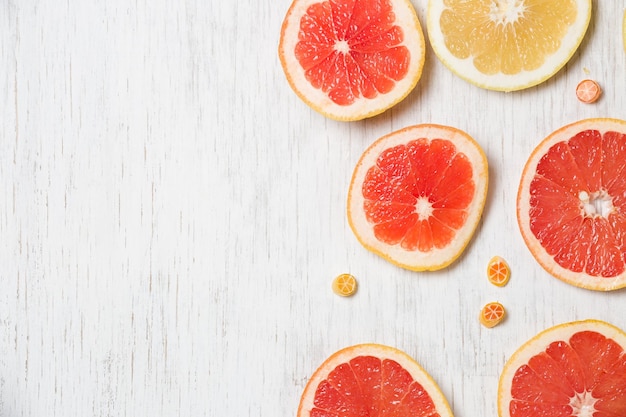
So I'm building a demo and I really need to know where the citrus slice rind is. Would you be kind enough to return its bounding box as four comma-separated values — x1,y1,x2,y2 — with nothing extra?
348,124,489,271
427,0,592,92
498,319,626,417
517,118,626,291
279,0,426,121
298,344,454,417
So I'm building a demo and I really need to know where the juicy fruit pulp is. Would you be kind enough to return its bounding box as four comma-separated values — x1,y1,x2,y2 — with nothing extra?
294,0,410,106
441,0,577,75
499,320,626,417
363,138,475,251
348,125,488,271
518,119,626,290
279,0,425,120
427,0,592,91
311,356,439,416
298,344,454,417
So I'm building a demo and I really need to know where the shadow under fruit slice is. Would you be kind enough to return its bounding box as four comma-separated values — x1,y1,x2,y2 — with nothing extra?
498,319,626,417
517,118,626,291
298,344,454,417
278,0,425,121
347,124,488,271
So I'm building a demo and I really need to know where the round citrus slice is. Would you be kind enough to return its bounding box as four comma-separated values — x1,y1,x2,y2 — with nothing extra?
347,124,488,271
479,302,506,328
487,256,511,287
332,273,358,296
427,0,592,91
575,79,601,103
278,0,426,121
498,319,626,417
517,118,626,291
298,344,454,417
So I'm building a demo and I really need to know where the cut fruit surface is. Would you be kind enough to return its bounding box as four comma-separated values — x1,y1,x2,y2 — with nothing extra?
498,319,626,417
575,79,601,103
332,273,358,296
427,0,592,91
479,302,506,328
278,0,426,121
347,124,488,271
517,118,626,291
487,256,511,287
298,344,454,417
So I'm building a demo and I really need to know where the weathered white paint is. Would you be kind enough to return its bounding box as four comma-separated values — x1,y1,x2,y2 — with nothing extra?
1,1,625,416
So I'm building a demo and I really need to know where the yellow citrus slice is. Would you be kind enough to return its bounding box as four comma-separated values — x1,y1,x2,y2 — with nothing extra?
427,0,592,91
487,256,511,287
298,344,454,417
517,118,626,291
278,0,426,121
479,302,505,328
332,273,357,296
575,79,601,103
347,124,488,271
498,319,626,417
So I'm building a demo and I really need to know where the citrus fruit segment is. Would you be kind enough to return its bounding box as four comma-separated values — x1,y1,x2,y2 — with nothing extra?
487,256,511,287
332,273,358,296
347,124,488,271
298,344,454,417
517,118,626,291
498,319,626,417
427,0,592,91
575,79,601,103
479,302,506,328
278,0,426,121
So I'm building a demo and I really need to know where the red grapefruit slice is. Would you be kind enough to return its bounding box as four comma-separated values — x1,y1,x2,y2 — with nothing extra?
498,319,626,417
347,124,489,271
298,344,454,417
278,0,426,121
517,118,626,291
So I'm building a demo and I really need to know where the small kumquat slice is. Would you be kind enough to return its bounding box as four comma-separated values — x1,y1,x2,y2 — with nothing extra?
576,79,602,103
479,302,505,328
332,274,357,297
487,256,511,287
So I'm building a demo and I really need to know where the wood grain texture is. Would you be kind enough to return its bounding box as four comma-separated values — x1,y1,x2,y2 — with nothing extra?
1,1,626,416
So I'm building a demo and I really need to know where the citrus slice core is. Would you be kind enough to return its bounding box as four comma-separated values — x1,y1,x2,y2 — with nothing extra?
427,0,592,91
348,124,488,271
517,118,626,291
298,344,454,417
498,319,626,417
279,0,426,121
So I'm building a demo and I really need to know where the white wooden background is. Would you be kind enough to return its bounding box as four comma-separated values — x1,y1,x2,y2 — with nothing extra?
1,1,626,416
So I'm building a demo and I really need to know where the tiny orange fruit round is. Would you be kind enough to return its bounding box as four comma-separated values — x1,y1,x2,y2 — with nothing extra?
347,124,489,271
298,344,454,417
498,319,626,417
278,0,426,121
575,79,601,103
517,118,626,291
332,273,357,297
479,302,506,328
487,256,511,287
